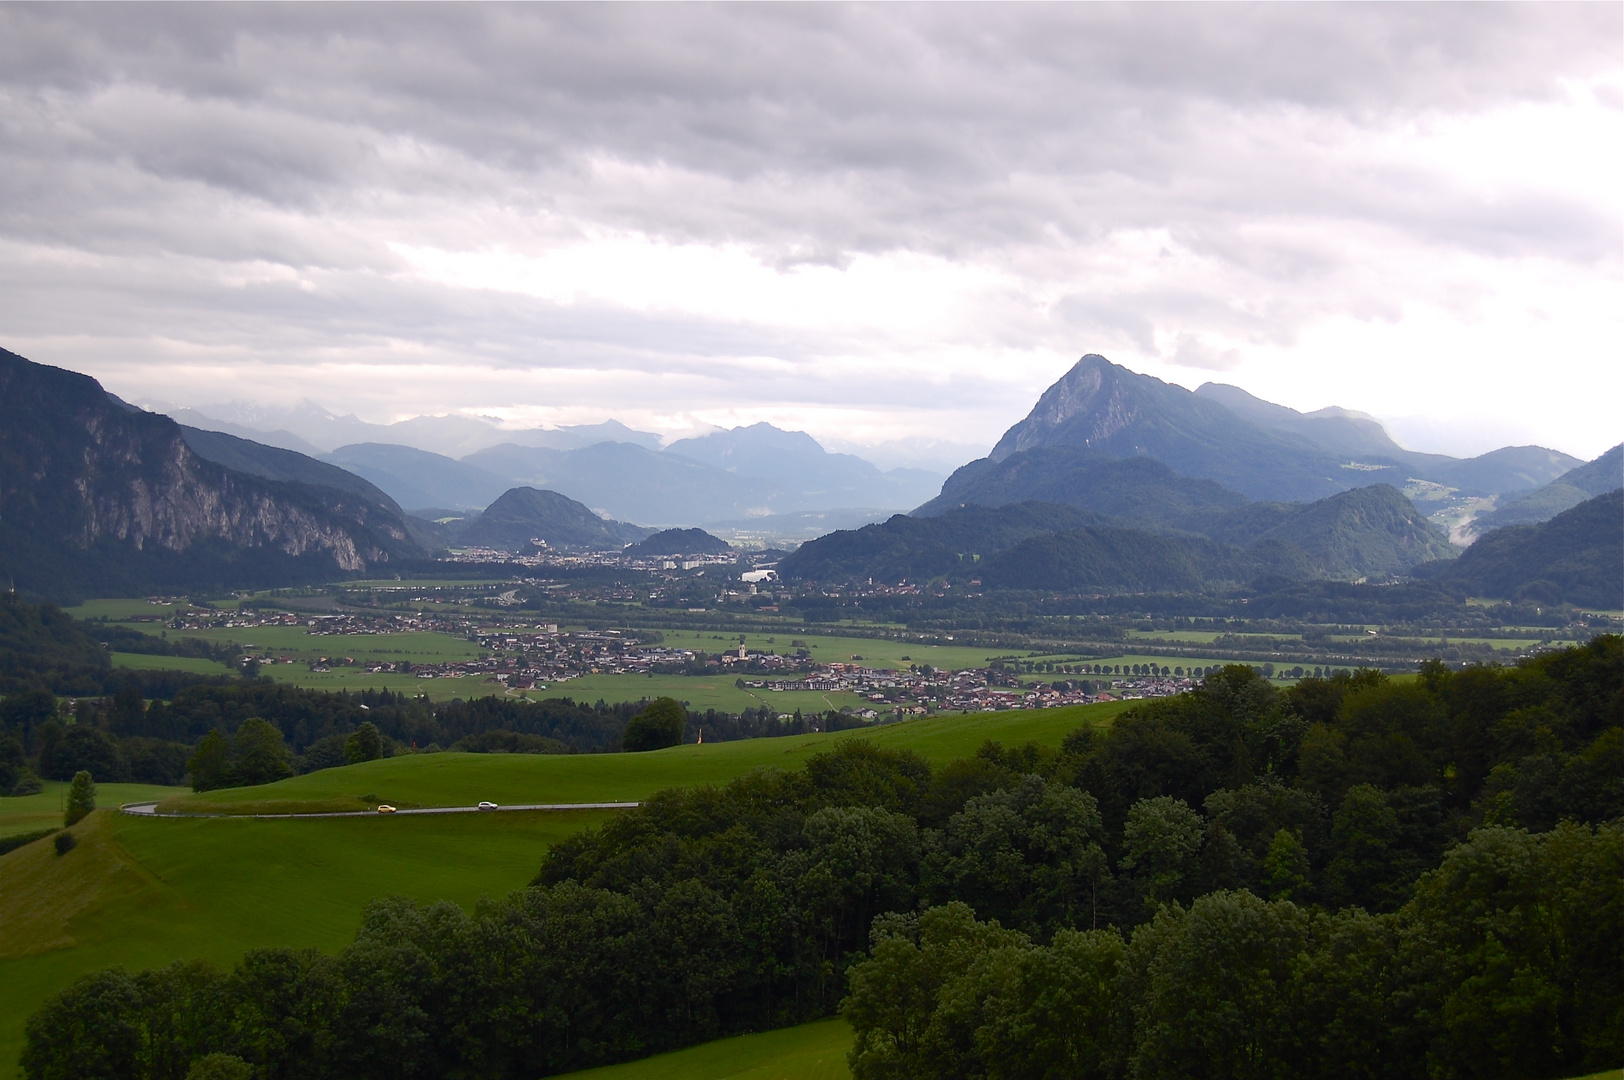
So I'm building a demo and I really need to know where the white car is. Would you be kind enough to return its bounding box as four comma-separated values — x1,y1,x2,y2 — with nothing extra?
477,801,499,811
376,804,397,814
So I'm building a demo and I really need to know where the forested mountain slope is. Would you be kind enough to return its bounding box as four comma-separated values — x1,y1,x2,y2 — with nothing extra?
1469,443,1623,533
452,487,649,551
778,503,1110,582
0,348,421,599
916,450,1247,523
1421,489,1624,609
792,484,1450,589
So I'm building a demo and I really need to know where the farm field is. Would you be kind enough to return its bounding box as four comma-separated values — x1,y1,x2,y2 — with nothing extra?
1127,629,1244,644
159,700,1128,815
562,1017,852,1080
110,651,235,675
163,625,484,662
1040,651,1279,673
652,627,1028,671
530,671,868,713
0,806,615,1072
251,665,496,700
64,597,194,620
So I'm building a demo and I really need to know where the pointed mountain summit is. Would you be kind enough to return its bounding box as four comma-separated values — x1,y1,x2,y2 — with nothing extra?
987,354,1353,501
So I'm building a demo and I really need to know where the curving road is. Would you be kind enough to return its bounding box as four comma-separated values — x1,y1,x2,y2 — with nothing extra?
120,800,639,820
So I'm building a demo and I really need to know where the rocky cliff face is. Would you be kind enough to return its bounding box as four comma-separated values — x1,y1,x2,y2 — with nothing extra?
1,347,420,595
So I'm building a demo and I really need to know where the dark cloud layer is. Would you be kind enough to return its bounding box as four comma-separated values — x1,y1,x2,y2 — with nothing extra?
0,3,1617,453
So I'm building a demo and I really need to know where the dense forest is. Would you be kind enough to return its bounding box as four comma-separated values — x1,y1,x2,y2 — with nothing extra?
23,637,1621,1079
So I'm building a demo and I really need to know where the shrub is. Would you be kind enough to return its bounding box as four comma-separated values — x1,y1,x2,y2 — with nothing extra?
54,831,76,855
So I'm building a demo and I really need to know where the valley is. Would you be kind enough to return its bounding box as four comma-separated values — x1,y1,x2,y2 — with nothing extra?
1,345,1618,1080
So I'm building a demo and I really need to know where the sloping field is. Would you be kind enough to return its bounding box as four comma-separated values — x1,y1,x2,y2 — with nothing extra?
0,808,614,1071
0,702,1124,1072
0,781,186,838
562,1018,852,1080
157,700,1128,815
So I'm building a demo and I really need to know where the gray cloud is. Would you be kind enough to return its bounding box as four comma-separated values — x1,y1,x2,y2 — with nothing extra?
0,3,1617,454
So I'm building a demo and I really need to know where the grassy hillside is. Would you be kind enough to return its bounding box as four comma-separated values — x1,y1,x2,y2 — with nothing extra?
158,701,1130,814
0,806,615,1072
561,1018,851,1080
1,702,1123,1073
0,781,187,838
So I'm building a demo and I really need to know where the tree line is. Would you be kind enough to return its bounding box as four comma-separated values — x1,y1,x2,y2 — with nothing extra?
22,637,1621,1079
3,670,855,795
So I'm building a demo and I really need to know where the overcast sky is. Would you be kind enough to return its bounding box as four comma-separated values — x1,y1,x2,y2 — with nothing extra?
1,3,1619,459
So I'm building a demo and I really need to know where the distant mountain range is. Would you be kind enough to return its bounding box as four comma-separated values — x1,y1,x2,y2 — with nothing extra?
311,429,941,525
160,402,946,527
0,349,424,598
158,400,662,458
157,356,1585,534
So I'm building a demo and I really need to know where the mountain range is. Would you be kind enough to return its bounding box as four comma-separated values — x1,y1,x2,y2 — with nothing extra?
161,355,1583,534
6,343,1615,606
314,428,941,524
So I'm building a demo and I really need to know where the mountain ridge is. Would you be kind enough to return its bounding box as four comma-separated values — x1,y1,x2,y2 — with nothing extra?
1418,490,1623,609
1467,444,1623,535
0,348,422,599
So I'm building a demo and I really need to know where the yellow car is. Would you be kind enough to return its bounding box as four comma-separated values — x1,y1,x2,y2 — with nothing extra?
376,804,397,814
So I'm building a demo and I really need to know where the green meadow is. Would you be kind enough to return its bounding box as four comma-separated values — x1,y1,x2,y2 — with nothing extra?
0,807,616,1072
158,700,1128,815
529,671,868,713
110,651,236,676
0,702,1124,1073
562,1017,852,1080
0,781,189,838
64,597,194,620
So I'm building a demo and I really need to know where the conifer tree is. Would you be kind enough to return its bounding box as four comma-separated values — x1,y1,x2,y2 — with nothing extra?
64,770,95,827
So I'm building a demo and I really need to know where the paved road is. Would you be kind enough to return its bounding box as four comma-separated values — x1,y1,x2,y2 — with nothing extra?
120,800,639,820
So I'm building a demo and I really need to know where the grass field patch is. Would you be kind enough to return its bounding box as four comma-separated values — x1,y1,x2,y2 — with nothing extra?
64,598,193,620
158,701,1130,815
562,1018,852,1080
111,651,235,675
0,807,613,1070
1,782,188,838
